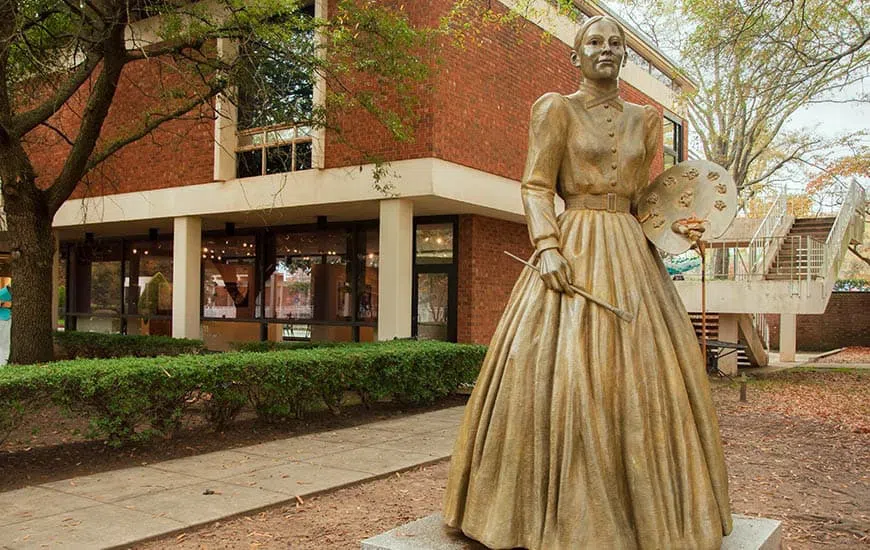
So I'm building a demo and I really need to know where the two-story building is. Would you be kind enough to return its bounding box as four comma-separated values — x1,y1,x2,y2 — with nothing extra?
41,0,694,349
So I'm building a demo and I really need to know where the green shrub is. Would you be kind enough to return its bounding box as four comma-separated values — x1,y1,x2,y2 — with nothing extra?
0,341,486,446
229,340,347,352
53,331,205,360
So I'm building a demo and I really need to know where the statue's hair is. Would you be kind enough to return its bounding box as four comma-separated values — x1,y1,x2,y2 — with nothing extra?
573,15,626,52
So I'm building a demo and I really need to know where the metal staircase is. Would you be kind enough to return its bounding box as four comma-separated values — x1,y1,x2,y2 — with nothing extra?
766,218,835,281
671,181,865,368
688,312,763,368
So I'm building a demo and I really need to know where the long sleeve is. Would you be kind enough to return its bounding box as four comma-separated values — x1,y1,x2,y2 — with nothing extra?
521,93,568,253
641,104,662,188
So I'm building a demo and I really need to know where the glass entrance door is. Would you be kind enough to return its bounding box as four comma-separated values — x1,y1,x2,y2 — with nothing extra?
412,219,457,341
416,272,450,340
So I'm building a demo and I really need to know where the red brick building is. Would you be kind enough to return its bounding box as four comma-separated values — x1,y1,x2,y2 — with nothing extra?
46,0,694,348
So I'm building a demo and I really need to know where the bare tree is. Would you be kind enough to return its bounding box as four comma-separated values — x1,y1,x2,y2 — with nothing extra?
612,0,869,198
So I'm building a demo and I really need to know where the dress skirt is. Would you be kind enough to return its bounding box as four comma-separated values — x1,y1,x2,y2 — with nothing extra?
443,209,732,550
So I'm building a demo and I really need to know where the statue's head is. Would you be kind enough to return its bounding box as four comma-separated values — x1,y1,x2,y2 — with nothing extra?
571,15,626,82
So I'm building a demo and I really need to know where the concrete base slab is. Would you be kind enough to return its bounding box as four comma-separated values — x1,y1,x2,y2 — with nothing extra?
361,514,782,550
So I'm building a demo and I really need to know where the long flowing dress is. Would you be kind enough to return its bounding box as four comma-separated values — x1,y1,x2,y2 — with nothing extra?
443,88,733,550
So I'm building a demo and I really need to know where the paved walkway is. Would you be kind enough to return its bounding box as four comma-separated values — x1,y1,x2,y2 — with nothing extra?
0,407,466,550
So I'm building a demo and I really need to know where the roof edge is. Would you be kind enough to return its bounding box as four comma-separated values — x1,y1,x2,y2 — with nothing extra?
575,1,699,93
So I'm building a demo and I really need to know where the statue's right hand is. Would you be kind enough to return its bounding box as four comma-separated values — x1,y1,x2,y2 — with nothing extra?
538,249,575,296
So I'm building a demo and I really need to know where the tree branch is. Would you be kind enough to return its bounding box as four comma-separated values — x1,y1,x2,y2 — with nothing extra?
848,245,870,267
12,53,103,137
39,120,75,147
47,13,128,213
84,85,222,173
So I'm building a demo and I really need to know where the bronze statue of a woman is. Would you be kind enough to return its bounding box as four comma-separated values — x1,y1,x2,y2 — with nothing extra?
443,15,732,550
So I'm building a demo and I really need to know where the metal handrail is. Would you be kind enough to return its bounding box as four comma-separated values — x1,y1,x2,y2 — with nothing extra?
667,234,827,282
821,181,865,281
747,191,788,276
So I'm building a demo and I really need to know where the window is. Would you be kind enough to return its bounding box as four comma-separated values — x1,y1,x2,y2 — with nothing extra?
415,223,454,264
663,114,683,170
265,229,351,322
236,125,313,178
413,219,458,342
123,239,173,336
236,3,316,177
202,235,257,320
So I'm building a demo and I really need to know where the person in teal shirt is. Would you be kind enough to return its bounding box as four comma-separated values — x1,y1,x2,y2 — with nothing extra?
0,285,10,366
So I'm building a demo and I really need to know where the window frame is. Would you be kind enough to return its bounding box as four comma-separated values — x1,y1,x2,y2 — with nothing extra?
663,113,684,169
236,123,314,177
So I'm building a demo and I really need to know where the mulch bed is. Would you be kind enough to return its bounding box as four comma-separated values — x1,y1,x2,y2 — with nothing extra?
134,369,868,550
0,396,468,493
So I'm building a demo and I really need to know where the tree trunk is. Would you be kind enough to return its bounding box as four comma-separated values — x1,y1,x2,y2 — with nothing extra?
3,179,55,365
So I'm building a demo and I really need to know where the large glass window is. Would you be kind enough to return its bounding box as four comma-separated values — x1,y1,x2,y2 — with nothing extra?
236,3,316,178
202,235,257,319
415,223,454,264
265,229,351,322
663,114,683,170
124,239,173,336
356,227,379,323
413,220,457,342
66,240,123,333
236,125,314,178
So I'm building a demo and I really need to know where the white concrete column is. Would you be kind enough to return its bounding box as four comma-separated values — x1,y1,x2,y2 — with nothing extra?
311,0,328,169
779,313,797,362
172,216,202,339
718,313,739,375
213,38,238,182
378,199,414,340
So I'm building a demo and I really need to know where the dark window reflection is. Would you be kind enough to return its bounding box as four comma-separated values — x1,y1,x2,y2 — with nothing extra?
266,230,351,322
237,149,262,179
202,235,257,319
295,141,313,171
265,144,294,175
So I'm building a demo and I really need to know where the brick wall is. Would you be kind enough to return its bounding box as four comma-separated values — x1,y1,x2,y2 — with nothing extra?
37,1,679,200
25,58,215,199
457,214,533,344
323,0,437,169
766,293,870,351
327,0,675,181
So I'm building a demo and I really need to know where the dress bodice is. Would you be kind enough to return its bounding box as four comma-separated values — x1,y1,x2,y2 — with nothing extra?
521,89,661,253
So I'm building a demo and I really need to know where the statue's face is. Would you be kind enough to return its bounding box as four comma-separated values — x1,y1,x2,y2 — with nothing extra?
573,19,624,81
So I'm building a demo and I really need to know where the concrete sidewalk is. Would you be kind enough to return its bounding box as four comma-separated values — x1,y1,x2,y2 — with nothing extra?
0,406,466,550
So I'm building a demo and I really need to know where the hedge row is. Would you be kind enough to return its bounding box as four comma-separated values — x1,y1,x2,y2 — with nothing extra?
230,340,348,352
0,341,485,446
54,331,206,360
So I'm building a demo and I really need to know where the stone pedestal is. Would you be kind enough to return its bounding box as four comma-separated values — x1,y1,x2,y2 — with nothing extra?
361,513,782,550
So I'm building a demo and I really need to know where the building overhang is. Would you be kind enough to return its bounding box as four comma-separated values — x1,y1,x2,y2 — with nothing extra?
53,158,529,239
675,279,832,315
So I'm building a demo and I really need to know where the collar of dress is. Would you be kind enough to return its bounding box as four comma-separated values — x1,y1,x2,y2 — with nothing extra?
580,84,624,111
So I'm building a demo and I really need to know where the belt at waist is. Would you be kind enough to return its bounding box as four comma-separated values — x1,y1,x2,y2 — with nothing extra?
564,193,631,213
